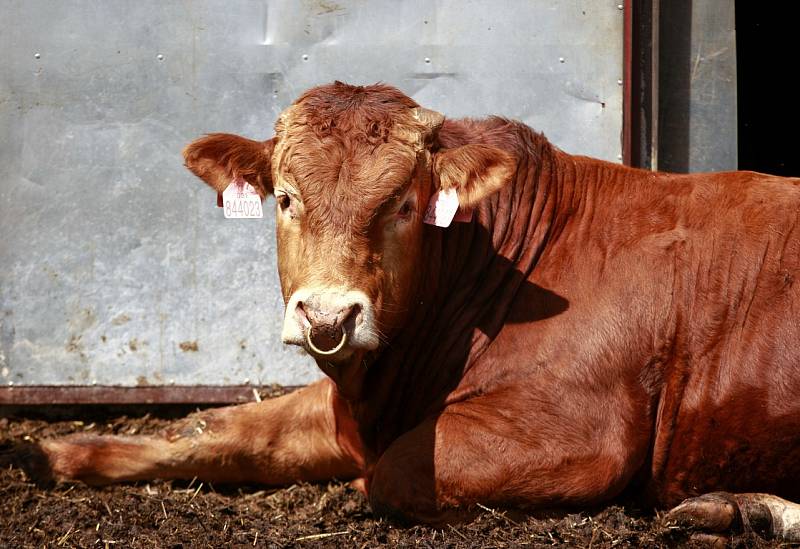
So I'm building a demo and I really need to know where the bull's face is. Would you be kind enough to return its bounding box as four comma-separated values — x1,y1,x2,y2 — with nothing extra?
183,83,514,378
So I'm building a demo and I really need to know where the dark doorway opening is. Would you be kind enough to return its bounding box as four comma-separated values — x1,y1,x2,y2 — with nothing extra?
736,1,800,176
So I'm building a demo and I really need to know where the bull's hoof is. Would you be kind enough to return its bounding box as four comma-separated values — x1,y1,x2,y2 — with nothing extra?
665,492,740,532
0,441,55,487
666,492,800,542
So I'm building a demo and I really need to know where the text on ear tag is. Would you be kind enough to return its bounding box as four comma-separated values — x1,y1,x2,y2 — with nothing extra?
222,178,263,219
423,188,472,227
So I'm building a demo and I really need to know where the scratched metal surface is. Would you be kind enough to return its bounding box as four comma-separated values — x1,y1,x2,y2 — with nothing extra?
657,0,737,173
0,0,623,389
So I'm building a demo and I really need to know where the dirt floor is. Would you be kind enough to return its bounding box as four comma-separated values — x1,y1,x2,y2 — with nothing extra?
0,397,785,548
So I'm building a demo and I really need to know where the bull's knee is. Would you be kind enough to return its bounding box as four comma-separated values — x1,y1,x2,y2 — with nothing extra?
368,452,436,524
368,439,472,525
368,431,462,524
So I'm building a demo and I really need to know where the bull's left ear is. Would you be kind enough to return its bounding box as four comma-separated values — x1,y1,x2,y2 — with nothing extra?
433,144,516,208
182,134,276,198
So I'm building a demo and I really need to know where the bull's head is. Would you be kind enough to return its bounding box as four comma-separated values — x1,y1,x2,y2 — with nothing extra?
183,83,514,384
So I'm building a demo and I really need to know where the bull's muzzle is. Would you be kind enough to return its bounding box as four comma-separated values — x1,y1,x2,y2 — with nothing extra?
281,288,379,355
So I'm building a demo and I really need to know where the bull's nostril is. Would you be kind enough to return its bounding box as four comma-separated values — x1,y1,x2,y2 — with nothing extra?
340,304,355,322
296,301,311,328
344,304,361,330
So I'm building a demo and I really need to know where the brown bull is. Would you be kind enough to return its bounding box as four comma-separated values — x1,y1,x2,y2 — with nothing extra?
14,82,800,541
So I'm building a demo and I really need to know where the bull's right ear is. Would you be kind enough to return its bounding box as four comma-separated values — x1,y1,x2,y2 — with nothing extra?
182,134,275,198
433,144,516,208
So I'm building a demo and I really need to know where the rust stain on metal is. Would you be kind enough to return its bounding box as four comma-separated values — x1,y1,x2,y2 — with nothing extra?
0,385,300,405
65,335,89,362
315,0,344,15
65,334,82,353
111,314,131,325
179,341,199,352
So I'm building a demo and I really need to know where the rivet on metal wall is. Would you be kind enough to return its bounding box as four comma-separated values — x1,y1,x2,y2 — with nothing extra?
617,4,623,10
302,54,309,61
157,54,164,61
244,378,251,385
617,79,623,86
34,52,41,59
424,57,431,64
559,57,565,63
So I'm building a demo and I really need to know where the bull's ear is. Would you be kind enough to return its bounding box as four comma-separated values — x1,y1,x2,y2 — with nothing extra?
182,134,275,198
433,144,516,208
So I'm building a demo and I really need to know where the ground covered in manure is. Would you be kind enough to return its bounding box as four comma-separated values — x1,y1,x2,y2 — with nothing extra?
0,403,785,548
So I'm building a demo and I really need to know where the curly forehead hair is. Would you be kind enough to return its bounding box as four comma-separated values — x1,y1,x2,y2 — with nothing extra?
284,82,421,144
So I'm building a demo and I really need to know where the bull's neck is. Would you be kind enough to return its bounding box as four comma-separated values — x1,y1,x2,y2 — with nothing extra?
353,119,573,453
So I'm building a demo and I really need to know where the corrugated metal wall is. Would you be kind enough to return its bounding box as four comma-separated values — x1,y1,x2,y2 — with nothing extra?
0,1,624,399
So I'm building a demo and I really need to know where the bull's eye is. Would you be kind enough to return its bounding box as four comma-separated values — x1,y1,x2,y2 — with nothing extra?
397,201,413,219
277,193,291,211
275,191,299,220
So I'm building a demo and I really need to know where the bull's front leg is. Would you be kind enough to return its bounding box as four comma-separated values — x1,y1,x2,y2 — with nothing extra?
7,379,364,487
367,390,649,524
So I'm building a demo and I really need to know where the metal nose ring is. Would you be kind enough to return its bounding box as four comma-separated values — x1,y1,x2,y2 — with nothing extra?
304,327,348,356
